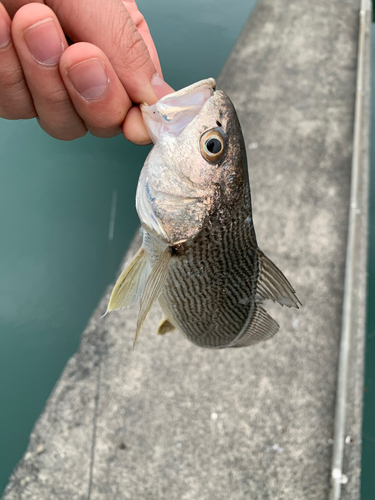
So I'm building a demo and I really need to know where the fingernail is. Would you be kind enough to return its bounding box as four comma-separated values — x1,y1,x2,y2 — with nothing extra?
0,13,11,48
67,58,108,100
24,18,64,66
151,73,173,100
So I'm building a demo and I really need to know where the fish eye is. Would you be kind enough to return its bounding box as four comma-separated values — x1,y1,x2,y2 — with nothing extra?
206,138,222,154
200,128,226,163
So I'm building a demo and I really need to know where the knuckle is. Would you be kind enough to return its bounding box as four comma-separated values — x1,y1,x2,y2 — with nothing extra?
36,85,87,140
127,33,149,71
130,10,145,28
0,67,36,119
44,87,71,108
114,15,150,73
0,64,27,94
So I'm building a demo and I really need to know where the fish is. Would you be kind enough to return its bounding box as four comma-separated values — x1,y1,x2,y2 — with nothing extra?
106,78,301,349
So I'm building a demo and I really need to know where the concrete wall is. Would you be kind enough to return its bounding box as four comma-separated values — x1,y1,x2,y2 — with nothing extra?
2,0,369,499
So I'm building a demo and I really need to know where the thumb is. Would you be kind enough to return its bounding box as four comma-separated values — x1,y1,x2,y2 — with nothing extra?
44,0,173,104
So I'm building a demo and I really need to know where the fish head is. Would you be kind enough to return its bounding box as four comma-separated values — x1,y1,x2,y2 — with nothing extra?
136,79,248,245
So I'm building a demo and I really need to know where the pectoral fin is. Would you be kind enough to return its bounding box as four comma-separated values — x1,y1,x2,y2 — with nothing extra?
157,317,176,335
106,246,150,314
134,247,172,347
256,249,302,308
232,304,279,347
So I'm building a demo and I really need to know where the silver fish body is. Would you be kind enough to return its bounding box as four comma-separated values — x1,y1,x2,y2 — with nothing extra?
107,79,300,348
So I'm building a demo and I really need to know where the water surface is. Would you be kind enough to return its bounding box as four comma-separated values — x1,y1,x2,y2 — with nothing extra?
0,0,257,492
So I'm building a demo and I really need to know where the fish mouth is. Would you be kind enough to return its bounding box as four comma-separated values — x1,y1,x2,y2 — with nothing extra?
141,78,216,143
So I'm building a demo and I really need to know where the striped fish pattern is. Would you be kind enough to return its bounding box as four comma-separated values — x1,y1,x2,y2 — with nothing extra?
146,203,259,348
107,79,301,348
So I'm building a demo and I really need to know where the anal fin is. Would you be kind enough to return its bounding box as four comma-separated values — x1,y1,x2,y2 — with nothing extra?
256,249,301,308
157,317,176,335
232,304,279,347
106,246,149,313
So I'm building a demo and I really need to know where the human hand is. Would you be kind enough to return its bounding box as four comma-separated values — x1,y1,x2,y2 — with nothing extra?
0,0,173,144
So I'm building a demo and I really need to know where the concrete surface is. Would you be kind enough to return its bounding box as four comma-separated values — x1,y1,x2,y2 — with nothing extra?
2,0,369,499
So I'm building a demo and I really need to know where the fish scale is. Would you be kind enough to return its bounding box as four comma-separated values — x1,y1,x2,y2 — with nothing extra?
155,207,257,347
107,79,301,349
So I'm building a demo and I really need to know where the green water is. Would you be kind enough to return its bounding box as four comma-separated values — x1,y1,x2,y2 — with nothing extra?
361,23,375,500
0,0,257,492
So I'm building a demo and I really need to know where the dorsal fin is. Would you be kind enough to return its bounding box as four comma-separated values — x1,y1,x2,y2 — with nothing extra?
232,304,279,347
106,246,150,314
256,249,301,308
157,317,176,335
134,247,172,347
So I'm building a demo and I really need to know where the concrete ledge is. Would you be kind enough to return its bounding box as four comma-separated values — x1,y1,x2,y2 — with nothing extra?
2,0,369,499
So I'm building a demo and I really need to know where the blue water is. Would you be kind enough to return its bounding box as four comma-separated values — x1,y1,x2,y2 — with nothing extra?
0,0,257,492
